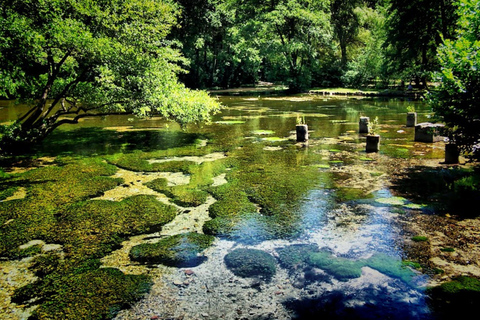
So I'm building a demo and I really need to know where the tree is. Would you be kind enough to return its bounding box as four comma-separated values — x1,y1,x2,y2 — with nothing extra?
259,0,332,92
429,0,480,160
0,0,221,152
384,0,456,87
340,3,389,87
331,0,361,66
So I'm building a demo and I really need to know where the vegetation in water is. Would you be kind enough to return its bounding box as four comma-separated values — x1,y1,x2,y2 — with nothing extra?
224,248,277,280
129,232,215,267
0,156,178,319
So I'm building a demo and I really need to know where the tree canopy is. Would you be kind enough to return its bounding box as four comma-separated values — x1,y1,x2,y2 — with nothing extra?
0,0,221,151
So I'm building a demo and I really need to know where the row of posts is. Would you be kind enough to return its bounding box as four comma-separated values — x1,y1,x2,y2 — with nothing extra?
295,113,459,164
358,112,459,163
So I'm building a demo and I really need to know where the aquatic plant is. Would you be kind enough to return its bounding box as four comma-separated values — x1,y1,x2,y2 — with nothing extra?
308,250,363,281
224,248,277,280
365,253,417,285
129,232,214,267
276,244,320,270
411,236,429,242
13,266,152,320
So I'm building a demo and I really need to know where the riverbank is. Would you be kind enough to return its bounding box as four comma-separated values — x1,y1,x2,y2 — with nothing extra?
210,85,425,99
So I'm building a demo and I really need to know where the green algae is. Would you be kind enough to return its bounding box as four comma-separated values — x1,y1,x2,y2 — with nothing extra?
411,236,429,242
308,250,364,281
0,156,179,320
129,232,214,267
276,244,320,269
224,248,277,280
13,266,152,320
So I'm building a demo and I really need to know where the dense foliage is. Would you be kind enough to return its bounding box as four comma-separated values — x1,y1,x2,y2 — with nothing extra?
172,0,458,90
0,0,221,150
429,0,480,160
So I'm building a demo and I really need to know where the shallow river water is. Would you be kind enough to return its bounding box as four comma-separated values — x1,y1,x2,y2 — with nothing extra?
1,94,446,319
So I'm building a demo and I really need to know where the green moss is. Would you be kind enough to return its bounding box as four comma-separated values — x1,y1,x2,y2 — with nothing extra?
202,216,239,236
13,244,43,259
335,187,372,202
308,250,363,281
30,253,61,277
224,248,277,280
276,244,319,269
57,195,177,259
440,247,455,252
146,178,209,207
366,254,417,285
15,267,152,320
427,276,480,317
129,232,214,267
412,236,429,242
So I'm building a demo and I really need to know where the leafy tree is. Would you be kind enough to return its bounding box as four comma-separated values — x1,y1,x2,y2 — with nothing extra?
341,3,388,86
171,0,261,89
259,0,332,92
331,0,361,66
384,0,456,87
0,0,221,152
429,0,480,160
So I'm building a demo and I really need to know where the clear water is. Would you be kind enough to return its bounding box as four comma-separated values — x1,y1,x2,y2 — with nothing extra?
1,95,441,319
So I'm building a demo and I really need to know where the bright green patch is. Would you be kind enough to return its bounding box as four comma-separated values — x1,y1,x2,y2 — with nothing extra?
308,250,363,281
412,236,429,242
376,196,408,206
261,136,288,142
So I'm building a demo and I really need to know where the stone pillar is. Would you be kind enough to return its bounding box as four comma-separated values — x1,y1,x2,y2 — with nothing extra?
366,135,380,153
414,123,445,143
445,143,459,164
406,112,417,127
296,124,308,142
359,117,369,134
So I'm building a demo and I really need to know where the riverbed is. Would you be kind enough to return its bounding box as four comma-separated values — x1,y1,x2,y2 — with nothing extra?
1,94,479,320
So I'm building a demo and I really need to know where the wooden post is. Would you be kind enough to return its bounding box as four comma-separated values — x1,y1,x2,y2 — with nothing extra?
296,124,308,142
359,117,369,134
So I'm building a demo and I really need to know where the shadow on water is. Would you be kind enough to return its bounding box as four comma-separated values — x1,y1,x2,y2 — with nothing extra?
35,127,203,157
284,289,433,320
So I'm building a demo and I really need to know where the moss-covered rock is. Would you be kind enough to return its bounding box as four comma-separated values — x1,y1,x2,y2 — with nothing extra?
276,244,319,270
224,248,277,280
427,276,480,318
146,178,209,207
129,232,214,267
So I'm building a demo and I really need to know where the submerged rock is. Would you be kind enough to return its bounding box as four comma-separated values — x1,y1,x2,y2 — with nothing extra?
224,248,277,280
129,232,215,267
